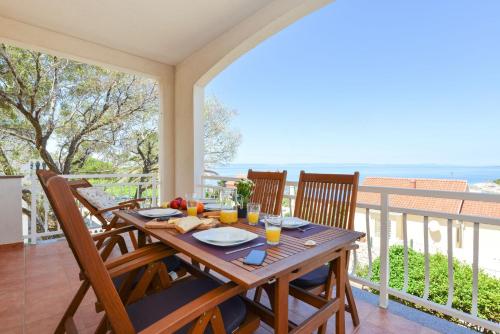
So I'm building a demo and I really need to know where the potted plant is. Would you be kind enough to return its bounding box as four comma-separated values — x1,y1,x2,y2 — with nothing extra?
235,178,254,218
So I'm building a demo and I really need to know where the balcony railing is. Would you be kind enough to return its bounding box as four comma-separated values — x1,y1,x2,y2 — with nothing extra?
25,172,158,244
200,175,500,332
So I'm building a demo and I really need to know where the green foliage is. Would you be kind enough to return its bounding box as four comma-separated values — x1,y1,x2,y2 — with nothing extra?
235,178,254,208
494,179,500,185
363,246,500,327
204,96,241,168
73,157,114,174
0,43,158,174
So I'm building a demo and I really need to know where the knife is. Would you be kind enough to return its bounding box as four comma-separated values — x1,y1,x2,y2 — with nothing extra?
225,242,265,255
299,226,316,232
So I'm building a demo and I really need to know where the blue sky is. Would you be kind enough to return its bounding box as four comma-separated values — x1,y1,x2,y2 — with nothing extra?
206,0,500,166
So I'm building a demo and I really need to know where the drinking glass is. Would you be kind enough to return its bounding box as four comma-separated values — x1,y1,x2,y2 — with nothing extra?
186,200,198,216
247,202,261,225
264,215,282,245
219,188,238,224
186,193,198,216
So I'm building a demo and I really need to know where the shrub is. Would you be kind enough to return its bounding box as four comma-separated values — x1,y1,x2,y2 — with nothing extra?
360,246,500,330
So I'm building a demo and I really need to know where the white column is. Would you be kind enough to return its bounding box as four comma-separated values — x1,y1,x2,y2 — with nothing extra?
158,68,176,201
172,73,205,197
0,176,23,245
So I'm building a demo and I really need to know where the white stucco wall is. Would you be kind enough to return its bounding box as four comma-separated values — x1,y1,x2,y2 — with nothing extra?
0,177,23,245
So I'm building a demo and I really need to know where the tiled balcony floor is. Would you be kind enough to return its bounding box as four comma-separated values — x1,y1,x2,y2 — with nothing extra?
0,240,458,334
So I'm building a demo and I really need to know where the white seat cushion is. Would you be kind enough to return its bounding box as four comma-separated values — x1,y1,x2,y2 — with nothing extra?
77,187,119,220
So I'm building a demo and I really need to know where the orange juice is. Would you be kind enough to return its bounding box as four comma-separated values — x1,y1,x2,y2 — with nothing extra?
266,226,281,245
220,210,238,224
247,212,259,225
187,206,198,216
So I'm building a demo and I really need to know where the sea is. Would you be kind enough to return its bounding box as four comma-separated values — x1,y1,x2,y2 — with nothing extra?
212,163,500,185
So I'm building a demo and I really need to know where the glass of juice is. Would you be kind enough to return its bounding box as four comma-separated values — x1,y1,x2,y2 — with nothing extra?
247,202,261,225
186,193,198,216
264,215,282,245
220,209,238,223
219,189,238,223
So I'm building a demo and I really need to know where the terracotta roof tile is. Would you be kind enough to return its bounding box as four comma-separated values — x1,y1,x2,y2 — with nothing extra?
358,177,468,214
461,201,500,219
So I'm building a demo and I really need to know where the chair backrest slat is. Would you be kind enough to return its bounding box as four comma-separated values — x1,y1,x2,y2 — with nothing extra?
38,171,135,333
247,169,287,215
294,171,359,230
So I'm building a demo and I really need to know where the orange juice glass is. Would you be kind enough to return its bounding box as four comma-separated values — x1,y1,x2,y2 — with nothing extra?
247,202,261,225
264,215,282,245
220,209,238,224
187,198,198,216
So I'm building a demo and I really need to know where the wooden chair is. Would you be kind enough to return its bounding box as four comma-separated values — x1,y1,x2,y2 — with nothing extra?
290,171,361,331
37,171,185,333
67,178,144,249
253,171,360,332
247,169,287,215
41,172,260,333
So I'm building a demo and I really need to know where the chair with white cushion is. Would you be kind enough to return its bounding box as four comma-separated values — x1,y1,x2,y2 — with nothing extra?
68,178,144,248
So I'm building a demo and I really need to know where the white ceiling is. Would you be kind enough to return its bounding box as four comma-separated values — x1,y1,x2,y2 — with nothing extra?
0,0,272,65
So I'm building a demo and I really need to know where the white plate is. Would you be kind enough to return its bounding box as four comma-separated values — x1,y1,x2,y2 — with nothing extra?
281,217,310,229
137,208,182,218
192,227,258,247
203,203,233,211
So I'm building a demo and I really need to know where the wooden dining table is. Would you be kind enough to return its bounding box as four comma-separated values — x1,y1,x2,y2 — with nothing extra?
115,210,364,334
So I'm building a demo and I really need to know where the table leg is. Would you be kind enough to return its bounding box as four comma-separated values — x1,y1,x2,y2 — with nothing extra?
335,249,347,334
274,276,289,334
137,230,146,248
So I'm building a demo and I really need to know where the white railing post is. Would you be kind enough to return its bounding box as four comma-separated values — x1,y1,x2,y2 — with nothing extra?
446,219,454,307
200,175,206,198
423,216,430,300
30,174,38,244
402,213,409,292
379,193,389,308
365,208,373,278
151,174,158,206
471,222,480,317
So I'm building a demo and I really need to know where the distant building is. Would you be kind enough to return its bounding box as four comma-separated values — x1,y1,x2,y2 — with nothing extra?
354,177,500,276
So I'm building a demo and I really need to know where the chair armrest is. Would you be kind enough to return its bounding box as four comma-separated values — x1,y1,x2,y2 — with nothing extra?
105,243,165,268
119,198,146,206
95,203,135,214
106,245,178,277
92,225,136,241
139,282,245,334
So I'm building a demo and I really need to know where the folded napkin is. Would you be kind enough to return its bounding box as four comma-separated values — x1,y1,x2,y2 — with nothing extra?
145,216,219,233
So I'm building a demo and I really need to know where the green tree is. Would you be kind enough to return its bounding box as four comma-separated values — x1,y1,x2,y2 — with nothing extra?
204,95,241,170
0,43,157,174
